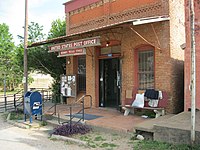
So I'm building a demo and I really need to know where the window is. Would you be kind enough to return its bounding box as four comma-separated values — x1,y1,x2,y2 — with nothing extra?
138,50,154,89
78,56,86,91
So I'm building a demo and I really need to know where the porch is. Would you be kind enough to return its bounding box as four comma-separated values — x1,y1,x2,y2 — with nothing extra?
43,102,146,133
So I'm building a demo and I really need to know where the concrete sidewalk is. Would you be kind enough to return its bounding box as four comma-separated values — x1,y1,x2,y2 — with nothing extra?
43,103,151,133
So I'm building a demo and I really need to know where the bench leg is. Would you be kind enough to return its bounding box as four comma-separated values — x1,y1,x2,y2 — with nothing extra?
154,110,164,118
161,110,165,116
122,107,131,116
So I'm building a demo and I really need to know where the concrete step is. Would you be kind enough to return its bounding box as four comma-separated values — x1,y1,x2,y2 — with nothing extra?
154,111,200,144
134,114,174,133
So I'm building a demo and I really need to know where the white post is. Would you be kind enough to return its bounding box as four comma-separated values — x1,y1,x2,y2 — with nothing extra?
190,0,196,145
23,0,28,115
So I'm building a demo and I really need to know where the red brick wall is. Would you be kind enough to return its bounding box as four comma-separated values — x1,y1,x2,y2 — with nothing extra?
65,0,169,35
65,0,100,13
63,0,185,114
185,0,200,111
120,22,173,112
68,0,158,25
167,0,185,113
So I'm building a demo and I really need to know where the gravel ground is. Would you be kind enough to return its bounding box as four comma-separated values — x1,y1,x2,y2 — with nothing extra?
0,114,89,150
0,113,137,150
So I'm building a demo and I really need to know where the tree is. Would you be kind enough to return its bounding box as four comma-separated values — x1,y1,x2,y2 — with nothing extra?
0,23,20,91
48,18,66,39
16,19,66,99
27,20,66,80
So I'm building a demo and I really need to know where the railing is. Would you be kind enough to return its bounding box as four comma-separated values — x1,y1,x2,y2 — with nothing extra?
0,88,53,113
0,91,23,113
58,94,92,126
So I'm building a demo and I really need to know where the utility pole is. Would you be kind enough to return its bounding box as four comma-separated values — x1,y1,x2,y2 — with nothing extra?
23,0,28,94
190,0,196,145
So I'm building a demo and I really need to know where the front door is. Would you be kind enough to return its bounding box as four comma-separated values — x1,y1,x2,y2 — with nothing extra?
99,58,121,108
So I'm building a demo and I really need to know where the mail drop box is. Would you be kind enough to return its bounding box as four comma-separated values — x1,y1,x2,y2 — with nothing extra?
24,91,42,117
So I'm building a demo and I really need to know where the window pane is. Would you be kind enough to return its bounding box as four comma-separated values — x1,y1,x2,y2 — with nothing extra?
78,56,86,91
138,50,154,89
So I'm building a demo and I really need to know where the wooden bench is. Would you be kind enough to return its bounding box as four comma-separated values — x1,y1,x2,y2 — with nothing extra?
120,90,168,118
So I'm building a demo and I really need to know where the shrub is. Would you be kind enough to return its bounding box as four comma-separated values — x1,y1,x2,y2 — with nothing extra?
53,123,91,136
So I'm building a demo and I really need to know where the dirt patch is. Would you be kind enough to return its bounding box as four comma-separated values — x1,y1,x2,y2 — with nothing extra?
72,130,136,150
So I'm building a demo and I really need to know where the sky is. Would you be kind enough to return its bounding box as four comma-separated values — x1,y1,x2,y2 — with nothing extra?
0,0,68,45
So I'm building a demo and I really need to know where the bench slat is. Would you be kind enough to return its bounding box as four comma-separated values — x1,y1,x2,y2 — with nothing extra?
120,105,164,110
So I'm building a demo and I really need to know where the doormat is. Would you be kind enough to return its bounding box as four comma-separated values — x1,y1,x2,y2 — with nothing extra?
66,113,103,120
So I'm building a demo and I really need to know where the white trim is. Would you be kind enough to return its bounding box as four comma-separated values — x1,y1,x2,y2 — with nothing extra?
132,16,170,26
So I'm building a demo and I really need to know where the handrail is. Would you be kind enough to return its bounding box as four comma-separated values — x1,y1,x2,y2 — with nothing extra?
58,94,92,126
74,94,92,108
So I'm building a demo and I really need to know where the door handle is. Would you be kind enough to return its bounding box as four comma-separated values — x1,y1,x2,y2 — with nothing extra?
117,71,120,88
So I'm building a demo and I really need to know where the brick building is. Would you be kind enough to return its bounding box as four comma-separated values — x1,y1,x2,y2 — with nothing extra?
184,0,200,111
31,0,185,114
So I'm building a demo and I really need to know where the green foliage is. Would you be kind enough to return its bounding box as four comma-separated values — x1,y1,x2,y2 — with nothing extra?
0,23,22,90
80,134,118,149
133,140,200,150
9,109,24,120
94,136,106,141
15,19,66,97
51,81,62,103
40,120,48,126
0,18,66,93
48,18,66,39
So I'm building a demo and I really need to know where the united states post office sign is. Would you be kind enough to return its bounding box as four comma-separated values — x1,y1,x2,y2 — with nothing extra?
48,36,101,52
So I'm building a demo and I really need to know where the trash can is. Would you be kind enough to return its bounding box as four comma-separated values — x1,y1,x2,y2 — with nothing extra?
24,91,42,123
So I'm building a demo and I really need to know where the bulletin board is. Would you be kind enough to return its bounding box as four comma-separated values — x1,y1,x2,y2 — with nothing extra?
60,75,76,98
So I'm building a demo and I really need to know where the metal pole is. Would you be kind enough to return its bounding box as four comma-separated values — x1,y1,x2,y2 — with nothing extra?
3,73,6,98
4,96,7,112
14,94,16,111
82,97,85,121
190,0,196,145
23,0,28,94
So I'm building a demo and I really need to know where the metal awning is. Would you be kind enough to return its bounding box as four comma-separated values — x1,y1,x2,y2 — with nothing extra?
28,15,169,48
27,35,71,48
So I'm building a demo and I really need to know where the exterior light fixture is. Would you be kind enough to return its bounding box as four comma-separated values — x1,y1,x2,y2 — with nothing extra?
106,41,110,47
67,57,71,65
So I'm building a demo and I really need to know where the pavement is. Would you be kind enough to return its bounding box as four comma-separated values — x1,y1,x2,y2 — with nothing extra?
44,103,148,134
0,114,88,150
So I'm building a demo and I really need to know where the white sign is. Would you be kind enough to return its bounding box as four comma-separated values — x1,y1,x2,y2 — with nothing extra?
33,102,40,109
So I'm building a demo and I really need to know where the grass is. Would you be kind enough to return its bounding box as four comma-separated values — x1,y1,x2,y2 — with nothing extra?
79,133,118,149
9,109,24,120
76,131,124,150
133,140,200,150
76,131,200,150
39,120,48,126
0,90,20,96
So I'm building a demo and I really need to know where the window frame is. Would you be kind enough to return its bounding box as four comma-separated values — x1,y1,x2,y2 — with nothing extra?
77,55,86,92
134,45,155,90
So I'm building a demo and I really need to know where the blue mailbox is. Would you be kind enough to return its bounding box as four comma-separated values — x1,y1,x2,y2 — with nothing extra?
24,91,42,123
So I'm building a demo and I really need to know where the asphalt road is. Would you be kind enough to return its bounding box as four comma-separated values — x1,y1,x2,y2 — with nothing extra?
0,114,88,150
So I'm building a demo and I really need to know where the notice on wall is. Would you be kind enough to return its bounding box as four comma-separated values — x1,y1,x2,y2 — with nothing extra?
61,75,76,98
